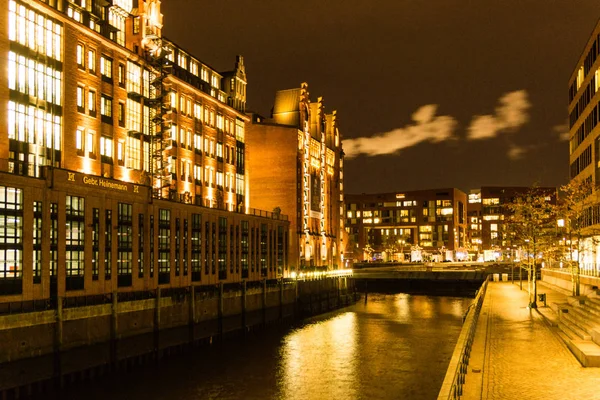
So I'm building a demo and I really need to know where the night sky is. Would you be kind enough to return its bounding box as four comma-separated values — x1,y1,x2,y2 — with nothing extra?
162,0,600,194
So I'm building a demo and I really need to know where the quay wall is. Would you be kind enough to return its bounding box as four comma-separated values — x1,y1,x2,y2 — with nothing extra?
0,278,357,396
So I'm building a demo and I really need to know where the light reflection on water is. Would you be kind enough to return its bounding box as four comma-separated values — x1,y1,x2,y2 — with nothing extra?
60,294,471,400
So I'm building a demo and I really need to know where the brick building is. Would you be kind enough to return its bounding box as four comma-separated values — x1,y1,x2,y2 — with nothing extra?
0,0,289,302
344,189,468,262
246,83,344,273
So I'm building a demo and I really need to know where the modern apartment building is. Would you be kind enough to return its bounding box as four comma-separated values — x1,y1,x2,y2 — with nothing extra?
467,186,557,261
344,189,468,262
0,0,289,302
568,19,600,261
246,83,344,272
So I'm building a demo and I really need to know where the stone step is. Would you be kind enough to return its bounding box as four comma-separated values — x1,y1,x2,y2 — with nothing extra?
577,301,600,319
567,306,600,330
585,296,600,310
558,317,592,341
565,339,600,367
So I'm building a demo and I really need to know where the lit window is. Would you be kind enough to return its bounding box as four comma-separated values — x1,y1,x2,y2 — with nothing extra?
76,86,85,110
87,131,95,156
76,127,84,151
577,66,584,90
118,64,125,86
87,49,95,72
76,44,84,67
101,95,112,118
100,56,112,79
100,136,113,158
88,90,96,114
126,61,141,94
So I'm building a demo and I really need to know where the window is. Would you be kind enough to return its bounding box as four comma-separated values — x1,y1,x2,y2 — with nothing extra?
92,208,100,280
118,64,125,87
87,49,96,72
117,203,133,287
191,214,202,281
86,130,96,157
100,56,112,80
66,195,85,290
118,102,125,127
8,2,63,61
101,95,112,123
126,136,141,169
33,202,42,284
77,86,85,112
0,186,23,294
100,136,112,160
105,209,112,279
126,61,141,94
158,209,171,284
117,141,124,165
127,99,141,132
76,44,84,68
88,90,96,116
76,127,84,154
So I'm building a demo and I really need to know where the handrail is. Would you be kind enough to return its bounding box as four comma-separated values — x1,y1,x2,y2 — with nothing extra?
437,278,488,400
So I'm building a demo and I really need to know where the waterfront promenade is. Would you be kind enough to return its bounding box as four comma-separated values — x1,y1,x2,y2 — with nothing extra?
462,281,600,400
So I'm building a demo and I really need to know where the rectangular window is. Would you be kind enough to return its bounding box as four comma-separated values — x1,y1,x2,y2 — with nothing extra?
100,136,112,162
126,136,141,169
105,209,112,280
191,214,201,281
77,86,85,112
241,221,249,278
158,209,171,284
33,202,42,284
218,217,227,280
101,95,113,123
127,98,141,132
127,61,141,94
100,55,112,80
87,49,96,72
138,213,144,278
175,218,180,276
88,90,96,116
66,195,85,290
76,127,84,154
0,187,23,294
118,102,125,127
76,43,84,68
92,208,100,280
118,64,125,87
117,203,133,287
87,130,96,158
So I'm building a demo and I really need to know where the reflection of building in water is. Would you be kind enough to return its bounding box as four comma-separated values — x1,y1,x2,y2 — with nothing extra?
246,83,344,272
0,0,288,302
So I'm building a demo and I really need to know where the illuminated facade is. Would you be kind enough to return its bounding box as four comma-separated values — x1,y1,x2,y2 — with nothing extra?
568,20,600,262
467,186,557,261
344,189,468,262
246,83,344,273
0,0,288,301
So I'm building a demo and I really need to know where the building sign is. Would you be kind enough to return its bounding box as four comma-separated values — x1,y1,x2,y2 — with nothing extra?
66,171,140,194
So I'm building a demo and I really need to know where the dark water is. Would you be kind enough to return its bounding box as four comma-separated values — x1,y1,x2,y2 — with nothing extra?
60,294,471,400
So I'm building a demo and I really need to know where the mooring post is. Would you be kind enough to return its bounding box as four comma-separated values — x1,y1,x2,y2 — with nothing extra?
110,290,118,371
54,296,63,389
154,288,161,361
262,279,267,325
218,282,224,337
242,280,247,333
279,278,284,320
189,285,195,345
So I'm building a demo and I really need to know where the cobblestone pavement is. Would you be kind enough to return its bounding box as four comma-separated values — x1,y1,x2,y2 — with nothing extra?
463,282,600,400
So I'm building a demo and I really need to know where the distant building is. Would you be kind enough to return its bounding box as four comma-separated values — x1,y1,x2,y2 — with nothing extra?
246,83,344,273
467,186,557,261
344,189,468,263
0,0,288,302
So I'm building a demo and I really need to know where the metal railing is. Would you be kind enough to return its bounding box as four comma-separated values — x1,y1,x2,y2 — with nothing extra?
543,263,600,278
438,278,488,400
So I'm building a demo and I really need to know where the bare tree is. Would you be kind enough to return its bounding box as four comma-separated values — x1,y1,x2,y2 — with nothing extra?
507,186,557,308
556,178,600,296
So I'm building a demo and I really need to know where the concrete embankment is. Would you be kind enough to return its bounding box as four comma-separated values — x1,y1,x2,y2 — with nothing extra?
0,277,357,398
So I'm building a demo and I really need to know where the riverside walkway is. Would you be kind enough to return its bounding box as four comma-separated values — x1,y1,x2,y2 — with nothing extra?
461,281,599,400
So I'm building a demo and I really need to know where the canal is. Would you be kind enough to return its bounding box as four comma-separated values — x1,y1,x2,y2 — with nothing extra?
57,293,472,400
